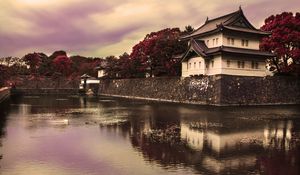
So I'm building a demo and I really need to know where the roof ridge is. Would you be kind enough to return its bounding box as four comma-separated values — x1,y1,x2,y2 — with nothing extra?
206,9,240,23
186,9,240,37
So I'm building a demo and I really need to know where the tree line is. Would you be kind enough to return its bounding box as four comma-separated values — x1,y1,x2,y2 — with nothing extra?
1,12,299,87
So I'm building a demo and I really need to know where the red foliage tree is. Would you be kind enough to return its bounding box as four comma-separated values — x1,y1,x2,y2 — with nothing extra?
130,28,187,77
52,55,72,76
70,55,103,77
260,12,300,75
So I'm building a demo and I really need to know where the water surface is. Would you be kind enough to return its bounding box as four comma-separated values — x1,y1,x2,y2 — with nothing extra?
0,96,299,175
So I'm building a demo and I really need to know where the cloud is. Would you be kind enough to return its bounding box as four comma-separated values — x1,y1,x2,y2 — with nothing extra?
0,0,299,58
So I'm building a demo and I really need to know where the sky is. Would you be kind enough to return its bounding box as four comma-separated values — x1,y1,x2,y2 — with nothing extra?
0,0,299,58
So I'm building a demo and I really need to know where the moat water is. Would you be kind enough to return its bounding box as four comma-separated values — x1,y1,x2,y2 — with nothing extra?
0,95,299,175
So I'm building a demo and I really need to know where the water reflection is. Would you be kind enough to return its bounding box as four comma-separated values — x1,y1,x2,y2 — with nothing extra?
0,100,10,163
98,103,300,174
0,96,299,175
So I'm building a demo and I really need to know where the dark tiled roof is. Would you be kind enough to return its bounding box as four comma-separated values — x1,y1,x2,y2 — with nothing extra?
206,46,275,57
181,39,275,62
185,10,240,37
181,39,208,61
191,39,208,56
181,8,268,39
223,26,270,35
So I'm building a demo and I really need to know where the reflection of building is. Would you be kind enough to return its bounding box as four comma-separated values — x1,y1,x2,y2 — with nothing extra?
98,104,298,175
263,120,293,150
180,120,295,174
181,125,204,150
181,7,273,77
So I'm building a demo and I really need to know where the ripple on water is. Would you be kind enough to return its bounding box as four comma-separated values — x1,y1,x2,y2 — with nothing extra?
23,96,40,98
55,98,69,101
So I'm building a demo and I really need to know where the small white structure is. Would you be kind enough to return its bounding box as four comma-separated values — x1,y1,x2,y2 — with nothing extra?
79,74,99,90
181,7,274,77
97,69,105,78
95,61,107,78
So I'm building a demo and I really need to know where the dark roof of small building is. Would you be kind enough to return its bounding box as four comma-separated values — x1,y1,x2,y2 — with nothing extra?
181,7,270,40
81,74,91,78
181,39,275,62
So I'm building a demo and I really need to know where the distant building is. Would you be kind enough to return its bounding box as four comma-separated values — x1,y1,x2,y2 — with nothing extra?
95,61,107,79
181,7,274,77
79,74,99,90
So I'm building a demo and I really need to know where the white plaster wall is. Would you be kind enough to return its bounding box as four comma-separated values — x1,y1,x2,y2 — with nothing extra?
222,34,260,49
98,70,104,78
81,79,100,84
206,56,222,75
182,62,188,77
182,56,205,77
182,56,267,77
221,57,267,77
198,33,223,48
182,56,224,77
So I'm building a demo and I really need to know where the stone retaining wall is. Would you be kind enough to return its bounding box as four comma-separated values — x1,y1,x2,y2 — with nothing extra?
12,76,80,95
220,75,300,105
98,75,300,106
13,88,79,95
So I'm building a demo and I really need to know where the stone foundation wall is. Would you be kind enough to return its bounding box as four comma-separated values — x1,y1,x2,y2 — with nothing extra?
12,76,80,95
98,77,221,105
220,75,300,105
14,88,79,95
98,75,300,106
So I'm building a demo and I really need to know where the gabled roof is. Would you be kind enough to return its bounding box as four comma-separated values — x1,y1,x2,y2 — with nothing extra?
181,39,208,62
181,39,275,62
181,7,269,40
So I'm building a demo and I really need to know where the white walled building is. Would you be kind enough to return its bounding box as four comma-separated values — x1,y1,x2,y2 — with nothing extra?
181,7,274,77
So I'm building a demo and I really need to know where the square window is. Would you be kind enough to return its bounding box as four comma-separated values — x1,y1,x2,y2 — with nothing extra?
237,61,241,68
227,38,230,45
251,61,255,69
231,38,234,45
211,60,214,68
227,60,230,67
245,40,249,47
241,39,245,46
216,38,219,45
199,62,201,68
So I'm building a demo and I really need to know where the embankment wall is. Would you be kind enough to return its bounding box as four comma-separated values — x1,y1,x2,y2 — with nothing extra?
98,75,300,106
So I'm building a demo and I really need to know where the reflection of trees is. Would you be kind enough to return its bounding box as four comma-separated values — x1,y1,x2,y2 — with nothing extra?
0,100,10,161
0,101,10,138
100,104,300,175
